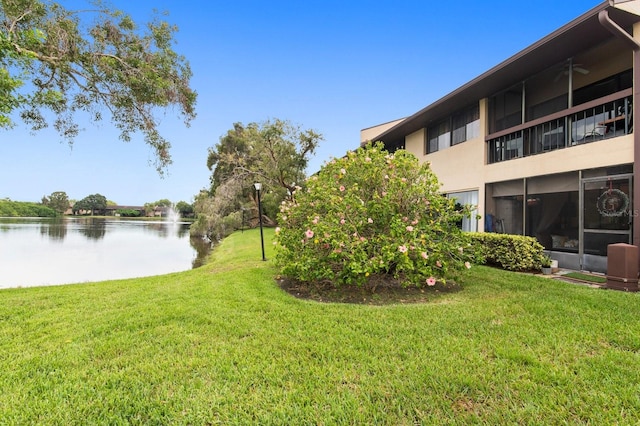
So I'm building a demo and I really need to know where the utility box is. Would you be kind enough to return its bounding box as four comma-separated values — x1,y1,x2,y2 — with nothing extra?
606,243,639,292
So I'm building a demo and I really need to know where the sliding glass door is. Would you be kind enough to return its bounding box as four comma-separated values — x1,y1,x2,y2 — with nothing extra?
581,174,632,272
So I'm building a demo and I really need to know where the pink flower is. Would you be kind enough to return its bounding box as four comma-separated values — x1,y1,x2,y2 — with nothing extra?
275,227,281,234
411,219,418,225
340,218,346,225
406,225,414,232
381,191,387,197
365,157,371,162
398,245,408,253
421,252,428,260
367,218,373,223
401,177,407,183
426,277,436,286
305,229,314,239
312,216,319,224
339,185,345,192
360,237,366,242
340,168,346,174
436,260,442,268
465,261,471,269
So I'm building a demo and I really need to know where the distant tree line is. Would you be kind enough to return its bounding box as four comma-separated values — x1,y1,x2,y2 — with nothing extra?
0,199,58,217
0,192,196,218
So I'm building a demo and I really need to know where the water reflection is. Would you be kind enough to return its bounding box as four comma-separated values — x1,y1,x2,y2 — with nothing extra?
190,236,213,268
39,218,67,241
0,217,212,288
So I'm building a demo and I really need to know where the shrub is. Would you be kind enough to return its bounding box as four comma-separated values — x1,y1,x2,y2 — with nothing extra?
116,209,141,217
274,143,480,287
191,210,243,242
469,232,546,271
0,200,58,217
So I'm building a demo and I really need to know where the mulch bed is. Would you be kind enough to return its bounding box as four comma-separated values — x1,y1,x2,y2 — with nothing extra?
276,275,461,305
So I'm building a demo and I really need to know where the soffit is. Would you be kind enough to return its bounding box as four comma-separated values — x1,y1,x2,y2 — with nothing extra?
375,2,640,146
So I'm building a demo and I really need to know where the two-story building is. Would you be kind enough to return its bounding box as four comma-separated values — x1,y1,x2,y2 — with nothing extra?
363,1,640,273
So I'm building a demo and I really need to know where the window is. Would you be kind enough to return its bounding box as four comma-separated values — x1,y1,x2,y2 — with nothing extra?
573,69,632,106
427,104,479,153
447,190,478,232
489,84,523,134
427,120,450,153
452,105,480,145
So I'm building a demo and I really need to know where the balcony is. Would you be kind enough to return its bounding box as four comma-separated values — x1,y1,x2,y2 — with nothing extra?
487,89,633,164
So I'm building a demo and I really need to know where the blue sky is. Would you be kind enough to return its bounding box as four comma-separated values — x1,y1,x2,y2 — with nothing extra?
0,0,603,205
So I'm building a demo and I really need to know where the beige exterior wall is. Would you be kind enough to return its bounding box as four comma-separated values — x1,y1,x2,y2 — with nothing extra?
403,95,635,233
404,128,424,158
484,135,633,184
360,118,405,144
406,99,488,232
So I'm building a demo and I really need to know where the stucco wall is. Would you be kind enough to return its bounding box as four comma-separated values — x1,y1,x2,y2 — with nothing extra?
360,118,405,144
401,96,635,233
404,128,425,158
483,135,633,184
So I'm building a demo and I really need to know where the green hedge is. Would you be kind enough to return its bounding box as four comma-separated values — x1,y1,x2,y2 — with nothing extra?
0,200,58,217
470,233,546,272
116,209,142,217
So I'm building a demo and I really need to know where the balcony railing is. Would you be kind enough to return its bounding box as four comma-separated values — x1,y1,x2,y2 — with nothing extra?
487,89,633,164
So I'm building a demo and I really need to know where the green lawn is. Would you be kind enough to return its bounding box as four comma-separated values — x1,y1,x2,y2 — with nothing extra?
2,228,640,424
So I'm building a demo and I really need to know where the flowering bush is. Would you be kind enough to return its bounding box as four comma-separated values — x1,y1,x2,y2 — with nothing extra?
274,143,479,287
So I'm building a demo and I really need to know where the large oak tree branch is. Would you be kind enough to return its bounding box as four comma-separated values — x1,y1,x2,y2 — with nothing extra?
0,0,197,174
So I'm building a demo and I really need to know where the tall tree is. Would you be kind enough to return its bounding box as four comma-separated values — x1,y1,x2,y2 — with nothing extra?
143,198,173,216
175,200,193,217
207,119,322,202
73,193,106,215
41,190,69,214
193,119,322,239
0,0,197,173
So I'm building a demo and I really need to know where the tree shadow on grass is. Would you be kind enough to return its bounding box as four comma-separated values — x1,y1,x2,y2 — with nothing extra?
276,275,461,305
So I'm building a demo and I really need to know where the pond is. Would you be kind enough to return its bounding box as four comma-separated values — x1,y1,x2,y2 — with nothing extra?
0,217,212,289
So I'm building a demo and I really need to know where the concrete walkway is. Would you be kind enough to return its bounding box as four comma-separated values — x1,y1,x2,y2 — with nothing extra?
543,269,607,289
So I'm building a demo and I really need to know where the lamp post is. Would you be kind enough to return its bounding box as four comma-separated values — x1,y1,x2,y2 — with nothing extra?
254,182,266,261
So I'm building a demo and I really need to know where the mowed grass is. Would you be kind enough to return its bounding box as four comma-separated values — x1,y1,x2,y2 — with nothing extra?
2,228,640,424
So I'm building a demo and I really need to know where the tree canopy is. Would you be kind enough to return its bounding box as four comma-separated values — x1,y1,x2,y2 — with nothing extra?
0,0,197,173
206,119,322,199
41,190,69,213
73,193,106,215
192,119,322,240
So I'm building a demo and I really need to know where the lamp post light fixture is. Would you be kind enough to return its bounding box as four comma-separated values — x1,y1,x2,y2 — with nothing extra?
254,182,266,261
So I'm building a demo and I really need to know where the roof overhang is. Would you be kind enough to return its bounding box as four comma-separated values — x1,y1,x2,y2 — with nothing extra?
373,1,640,147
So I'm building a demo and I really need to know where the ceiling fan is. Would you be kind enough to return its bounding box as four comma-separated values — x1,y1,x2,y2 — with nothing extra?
554,62,589,82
